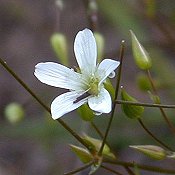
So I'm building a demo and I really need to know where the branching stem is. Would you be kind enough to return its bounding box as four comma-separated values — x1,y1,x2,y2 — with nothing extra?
0,58,91,151
147,70,175,136
101,165,124,175
115,100,175,108
64,161,94,175
138,118,173,151
98,40,125,156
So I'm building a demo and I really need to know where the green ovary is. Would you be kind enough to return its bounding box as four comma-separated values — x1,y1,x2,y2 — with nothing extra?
88,77,99,96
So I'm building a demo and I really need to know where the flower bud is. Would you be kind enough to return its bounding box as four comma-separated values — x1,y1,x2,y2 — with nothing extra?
70,144,93,163
130,30,152,70
82,135,116,160
121,88,144,119
94,32,105,62
50,33,68,66
136,73,152,91
4,102,25,124
130,145,166,160
148,91,161,104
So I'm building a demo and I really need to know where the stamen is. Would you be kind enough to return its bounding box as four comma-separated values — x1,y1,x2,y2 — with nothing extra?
73,91,91,104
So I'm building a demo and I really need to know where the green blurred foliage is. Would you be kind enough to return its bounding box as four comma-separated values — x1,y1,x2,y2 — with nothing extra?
4,102,25,124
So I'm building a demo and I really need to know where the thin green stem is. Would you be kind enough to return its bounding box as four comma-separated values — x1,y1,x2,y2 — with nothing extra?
90,121,111,147
104,160,175,174
90,121,118,159
90,122,104,139
0,58,50,112
98,40,125,156
63,161,94,175
101,165,124,175
147,70,175,136
146,70,157,94
159,107,175,134
0,58,90,151
138,118,173,151
115,100,175,109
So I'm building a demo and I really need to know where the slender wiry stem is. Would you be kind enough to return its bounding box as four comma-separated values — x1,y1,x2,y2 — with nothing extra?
0,58,50,112
115,100,175,109
98,40,125,156
90,121,111,148
146,70,157,94
63,161,94,175
0,58,90,151
90,121,118,159
91,122,104,139
101,165,124,175
147,70,175,135
124,166,135,175
138,118,173,151
104,160,175,174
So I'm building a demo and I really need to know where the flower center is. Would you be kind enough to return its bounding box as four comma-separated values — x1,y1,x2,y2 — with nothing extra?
88,76,99,96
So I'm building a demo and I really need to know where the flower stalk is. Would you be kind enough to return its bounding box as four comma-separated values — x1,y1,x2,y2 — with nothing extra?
104,160,175,174
146,69,175,135
63,161,94,175
138,118,173,151
98,40,125,156
115,100,175,109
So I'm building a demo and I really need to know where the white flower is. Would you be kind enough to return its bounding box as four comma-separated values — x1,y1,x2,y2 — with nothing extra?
34,29,120,119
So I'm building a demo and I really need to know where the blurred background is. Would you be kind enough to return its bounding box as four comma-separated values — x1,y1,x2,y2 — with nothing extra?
0,0,175,174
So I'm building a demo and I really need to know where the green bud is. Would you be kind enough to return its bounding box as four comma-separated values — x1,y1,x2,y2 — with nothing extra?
136,73,152,91
130,30,152,70
4,102,25,124
50,33,68,66
137,74,161,92
83,134,109,153
77,104,94,121
121,88,144,119
82,135,116,160
70,144,93,163
130,145,166,160
94,32,105,63
148,91,161,104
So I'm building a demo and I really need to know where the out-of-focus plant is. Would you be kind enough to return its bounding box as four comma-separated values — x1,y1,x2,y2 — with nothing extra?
50,33,68,66
4,102,25,124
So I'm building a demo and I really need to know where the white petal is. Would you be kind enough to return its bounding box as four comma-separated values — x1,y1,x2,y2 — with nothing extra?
34,62,85,90
88,88,111,113
97,59,120,85
74,29,97,74
51,91,88,119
